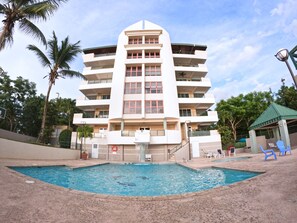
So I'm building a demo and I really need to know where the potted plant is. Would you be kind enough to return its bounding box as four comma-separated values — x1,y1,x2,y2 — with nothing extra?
77,124,93,160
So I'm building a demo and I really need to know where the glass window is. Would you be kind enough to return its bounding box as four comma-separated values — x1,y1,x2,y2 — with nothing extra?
145,51,160,58
124,101,142,114
145,100,163,114
127,52,142,59
179,109,191,116
128,37,142,44
125,82,142,94
178,93,189,98
145,82,162,94
145,66,161,76
126,66,142,76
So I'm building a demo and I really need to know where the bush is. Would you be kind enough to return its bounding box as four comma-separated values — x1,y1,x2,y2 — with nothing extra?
234,142,246,148
59,129,72,148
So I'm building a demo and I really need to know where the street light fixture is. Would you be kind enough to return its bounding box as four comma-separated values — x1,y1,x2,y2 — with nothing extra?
185,120,191,161
275,48,297,89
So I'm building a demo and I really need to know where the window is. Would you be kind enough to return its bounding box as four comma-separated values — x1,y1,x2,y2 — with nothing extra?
98,111,109,118
179,109,191,117
145,51,160,58
145,37,159,44
128,37,142,44
127,52,142,59
123,101,141,114
145,66,161,76
145,100,163,113
125,82,142,94
126,66,142,77
193,93,204,98
178,93,189,98
102,95,110,99
145,82,162,94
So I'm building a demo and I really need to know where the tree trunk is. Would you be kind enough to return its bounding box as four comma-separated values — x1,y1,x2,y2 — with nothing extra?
38,82,53,143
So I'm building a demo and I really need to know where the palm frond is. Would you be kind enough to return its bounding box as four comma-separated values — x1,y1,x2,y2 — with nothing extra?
22,1,59,21
18,18,47,45
58,69,86,80
27,44,51,68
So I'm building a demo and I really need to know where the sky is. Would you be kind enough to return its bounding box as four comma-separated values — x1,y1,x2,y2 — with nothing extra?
0,0,297,103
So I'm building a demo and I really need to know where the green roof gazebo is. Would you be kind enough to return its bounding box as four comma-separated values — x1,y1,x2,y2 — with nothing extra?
249,103,297,153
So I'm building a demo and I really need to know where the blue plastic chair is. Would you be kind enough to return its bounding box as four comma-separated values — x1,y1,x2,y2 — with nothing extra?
260,146,277,160
276,140,292,156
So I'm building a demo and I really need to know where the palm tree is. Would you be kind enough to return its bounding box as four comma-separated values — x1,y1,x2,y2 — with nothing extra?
77,124,93,159
0,0,67,50
27,31,85,142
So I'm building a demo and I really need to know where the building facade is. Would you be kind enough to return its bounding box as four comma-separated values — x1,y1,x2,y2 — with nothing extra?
72,20,221,161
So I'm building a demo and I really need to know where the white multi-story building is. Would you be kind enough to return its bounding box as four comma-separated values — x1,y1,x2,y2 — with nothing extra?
72,20,221,162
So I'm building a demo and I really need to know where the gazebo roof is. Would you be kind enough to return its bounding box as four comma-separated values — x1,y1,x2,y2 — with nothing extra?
249,103,297,130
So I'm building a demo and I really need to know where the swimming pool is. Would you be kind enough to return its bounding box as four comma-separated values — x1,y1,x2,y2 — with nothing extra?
10,163,260,197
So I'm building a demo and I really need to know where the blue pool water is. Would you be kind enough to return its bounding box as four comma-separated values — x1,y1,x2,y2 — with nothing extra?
10,164,260,196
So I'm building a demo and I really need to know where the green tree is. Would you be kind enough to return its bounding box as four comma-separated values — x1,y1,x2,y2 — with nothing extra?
59,129,72,148
0,0,67,50
20,95,44,136
0,69,37,131
27,31,84,142
77,124,93,153
275,84,297,110
216,91,273,143
216,95,245,141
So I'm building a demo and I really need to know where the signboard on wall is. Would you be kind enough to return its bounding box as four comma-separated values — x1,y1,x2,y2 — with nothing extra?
0,107,6,119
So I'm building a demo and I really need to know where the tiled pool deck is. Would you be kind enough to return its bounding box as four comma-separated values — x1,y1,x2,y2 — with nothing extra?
1,151,297,223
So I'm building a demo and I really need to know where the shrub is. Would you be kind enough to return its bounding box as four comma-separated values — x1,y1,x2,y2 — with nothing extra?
234,142,246,148
59,129,72,148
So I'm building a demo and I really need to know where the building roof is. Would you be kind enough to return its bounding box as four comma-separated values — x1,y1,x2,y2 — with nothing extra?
83,45,117,54
249,103,297,130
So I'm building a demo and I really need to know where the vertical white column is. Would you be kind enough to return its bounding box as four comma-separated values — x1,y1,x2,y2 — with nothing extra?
249,130,258,153
141,62,145,118
278,120,291,147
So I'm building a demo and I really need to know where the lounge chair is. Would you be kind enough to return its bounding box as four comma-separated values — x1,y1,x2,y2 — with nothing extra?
260,146,277,161
201,149,212,158
145,154,152,162
217,149,225,158
228,147,236,157
276,140,292,156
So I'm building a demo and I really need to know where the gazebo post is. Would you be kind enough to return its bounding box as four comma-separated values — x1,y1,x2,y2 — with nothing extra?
273,128,280,141
278,120,291,148
249,130,258,153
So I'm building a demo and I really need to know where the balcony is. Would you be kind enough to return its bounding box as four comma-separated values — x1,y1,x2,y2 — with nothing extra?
178,93,215,108
173,50,207,66
73,113,109,125
175,65,208,78
180,111,219,124
83,67,114,80
83,53,115,67
176,77,211,93
76,98,110,109
107,130,181,145
79,80,112,95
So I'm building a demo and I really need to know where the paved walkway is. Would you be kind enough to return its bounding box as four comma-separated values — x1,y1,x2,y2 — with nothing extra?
0,152,296,223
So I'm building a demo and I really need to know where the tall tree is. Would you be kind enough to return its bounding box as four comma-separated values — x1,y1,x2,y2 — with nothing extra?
0,0,67,50
27,31,84,142
0,69,37,131
275,84,297,110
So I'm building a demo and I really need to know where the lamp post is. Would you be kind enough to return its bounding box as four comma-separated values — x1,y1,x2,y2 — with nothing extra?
185,120,191,161
275,48,297,89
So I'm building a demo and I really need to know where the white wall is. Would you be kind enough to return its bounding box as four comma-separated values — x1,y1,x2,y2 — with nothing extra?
0,138,80,160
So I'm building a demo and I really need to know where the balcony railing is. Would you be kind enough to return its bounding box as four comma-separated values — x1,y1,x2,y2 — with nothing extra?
121,130,165,137
94,52,116,57
189,130,210,137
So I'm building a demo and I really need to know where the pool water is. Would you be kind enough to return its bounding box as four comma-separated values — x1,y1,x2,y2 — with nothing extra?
10,164,260,197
